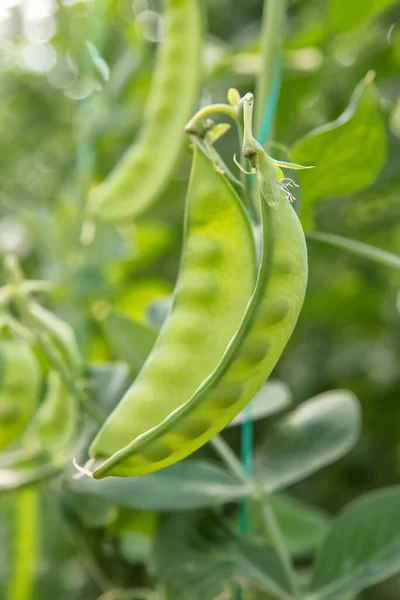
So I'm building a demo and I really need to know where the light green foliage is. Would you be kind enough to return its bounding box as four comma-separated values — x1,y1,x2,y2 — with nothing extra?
290,76,387,227
0,339,40,452
330,0,400,33
88,0,202,222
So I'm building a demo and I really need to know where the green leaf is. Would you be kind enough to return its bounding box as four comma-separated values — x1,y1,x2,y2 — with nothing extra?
254,390,361,491
228,381,292,427
86,362,130,412
290,75,387,228
308,486,400,600
155,512,295,600
100,311,158,374
112,510,159,563
269,494,331,559
70,460,250,511
307,232,400,270
0,463,61,494
330,0,399,33
68,493,116,529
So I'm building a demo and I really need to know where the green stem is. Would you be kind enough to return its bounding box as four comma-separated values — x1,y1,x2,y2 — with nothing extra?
210,436,297,595
65,511,113,593
210,435,251,485
185,104,238,134
36,332,105,425
75,0,107,241
255,0,288,137
306,231,400,270
8,487,39,600
259,499,296,596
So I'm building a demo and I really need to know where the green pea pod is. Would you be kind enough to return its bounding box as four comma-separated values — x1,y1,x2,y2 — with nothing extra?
89,143,257,473
89,93,307,478
0,339,40,452
27,302,82,375
24,371,77,454
88,0,202,222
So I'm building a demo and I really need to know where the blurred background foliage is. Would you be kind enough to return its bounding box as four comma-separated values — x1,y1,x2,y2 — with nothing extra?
0,0,399,599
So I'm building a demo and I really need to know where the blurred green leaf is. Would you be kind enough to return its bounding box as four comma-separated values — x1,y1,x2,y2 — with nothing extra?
308,486,400,599
87,362,130,413
0,463,62,494
307,231,400,270
100,311,158,374
68,493,116,529
269,494,331,559
70,460,250,511
228,381,292,428
112,510,159,563
254,390,361,491
290,76,387,227
330,0,399,33
155,512,295,600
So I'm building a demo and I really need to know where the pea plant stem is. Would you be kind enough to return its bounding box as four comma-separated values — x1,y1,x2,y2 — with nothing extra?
210,435,297,596
255,0,288,139
185,103,237,133
210,435,251,485
75,0,107,241
259,498,296,596
35,332,105,425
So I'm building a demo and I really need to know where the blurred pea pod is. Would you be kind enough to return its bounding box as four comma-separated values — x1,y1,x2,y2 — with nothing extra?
88,0,203,222
0,339,40,452
24,371,77,455
27,302,82,376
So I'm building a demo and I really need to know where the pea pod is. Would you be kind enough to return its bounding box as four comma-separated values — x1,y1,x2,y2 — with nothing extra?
24,371,77,454
0,339,40,452
27,302,82,375
89,144,257,472
88,0,202,222
89,93,307,478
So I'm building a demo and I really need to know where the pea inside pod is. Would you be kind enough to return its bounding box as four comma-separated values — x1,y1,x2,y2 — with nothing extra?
88,0,202,222
90,93,308,478
0,338,40,452
89,144,257,470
